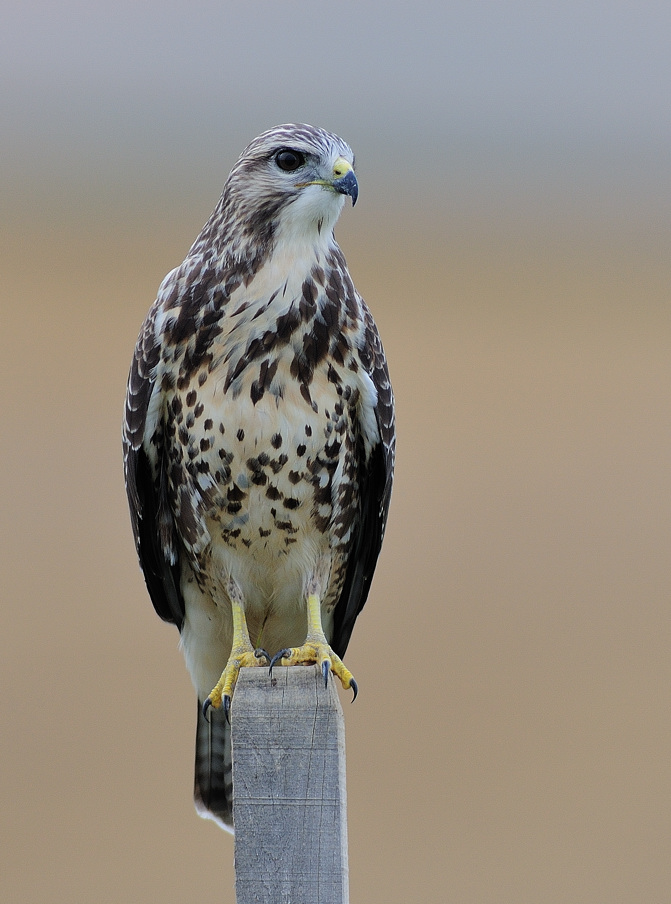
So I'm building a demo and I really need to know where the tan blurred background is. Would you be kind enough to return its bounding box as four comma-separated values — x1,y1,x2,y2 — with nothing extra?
2,2,670,902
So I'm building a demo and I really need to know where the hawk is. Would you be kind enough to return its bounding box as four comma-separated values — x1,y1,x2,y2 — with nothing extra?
123,124,395,832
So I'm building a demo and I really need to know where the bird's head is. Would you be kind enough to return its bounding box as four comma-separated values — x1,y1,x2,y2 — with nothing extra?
221,124,358,250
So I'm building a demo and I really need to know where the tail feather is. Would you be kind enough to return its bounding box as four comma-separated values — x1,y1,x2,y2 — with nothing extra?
193,701,234,833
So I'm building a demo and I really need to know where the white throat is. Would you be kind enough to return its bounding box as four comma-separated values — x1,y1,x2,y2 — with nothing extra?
273,185,346,252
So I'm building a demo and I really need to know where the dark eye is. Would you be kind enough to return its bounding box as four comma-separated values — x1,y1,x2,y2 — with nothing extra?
275,149,305,172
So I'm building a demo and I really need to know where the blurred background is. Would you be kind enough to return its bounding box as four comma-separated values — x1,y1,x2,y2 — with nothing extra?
2,2,670,902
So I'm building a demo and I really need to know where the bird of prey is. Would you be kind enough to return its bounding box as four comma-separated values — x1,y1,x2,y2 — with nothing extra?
123,124,395,832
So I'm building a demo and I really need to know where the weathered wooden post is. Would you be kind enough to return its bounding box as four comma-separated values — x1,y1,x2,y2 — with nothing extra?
231,666,349,904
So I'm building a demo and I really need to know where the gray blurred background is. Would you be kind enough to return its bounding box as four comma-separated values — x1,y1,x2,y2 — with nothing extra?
2,2,670,902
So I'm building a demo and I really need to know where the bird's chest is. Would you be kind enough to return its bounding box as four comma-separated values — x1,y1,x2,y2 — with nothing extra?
164,345,360,566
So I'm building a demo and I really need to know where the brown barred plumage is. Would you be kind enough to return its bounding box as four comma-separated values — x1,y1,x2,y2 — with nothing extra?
123,124,395,831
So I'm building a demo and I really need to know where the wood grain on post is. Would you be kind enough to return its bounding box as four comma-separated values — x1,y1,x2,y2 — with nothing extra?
231,666,349,904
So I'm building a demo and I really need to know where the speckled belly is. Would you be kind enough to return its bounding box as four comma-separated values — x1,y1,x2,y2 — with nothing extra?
167,354,358,624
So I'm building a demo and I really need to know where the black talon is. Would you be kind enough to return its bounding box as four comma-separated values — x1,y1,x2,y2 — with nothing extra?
269,648,291,676
322,660,330,688
202,697,212,720
350,678,358,702
254,648,271,664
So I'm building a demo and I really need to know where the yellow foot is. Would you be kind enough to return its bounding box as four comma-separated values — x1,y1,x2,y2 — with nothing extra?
269,641,358,700
202,647,269,720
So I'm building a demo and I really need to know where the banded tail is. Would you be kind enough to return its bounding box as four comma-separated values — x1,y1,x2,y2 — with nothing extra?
193,701,234,833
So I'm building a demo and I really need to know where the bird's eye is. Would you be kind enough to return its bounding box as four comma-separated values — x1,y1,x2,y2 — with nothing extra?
275,149,305,172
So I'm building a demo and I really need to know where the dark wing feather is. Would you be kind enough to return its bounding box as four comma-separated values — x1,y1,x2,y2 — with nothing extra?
331,303,395,658
123,304,185,629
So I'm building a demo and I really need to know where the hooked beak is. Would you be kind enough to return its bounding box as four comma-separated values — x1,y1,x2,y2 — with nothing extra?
331,157,358,206
298,156,359,206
